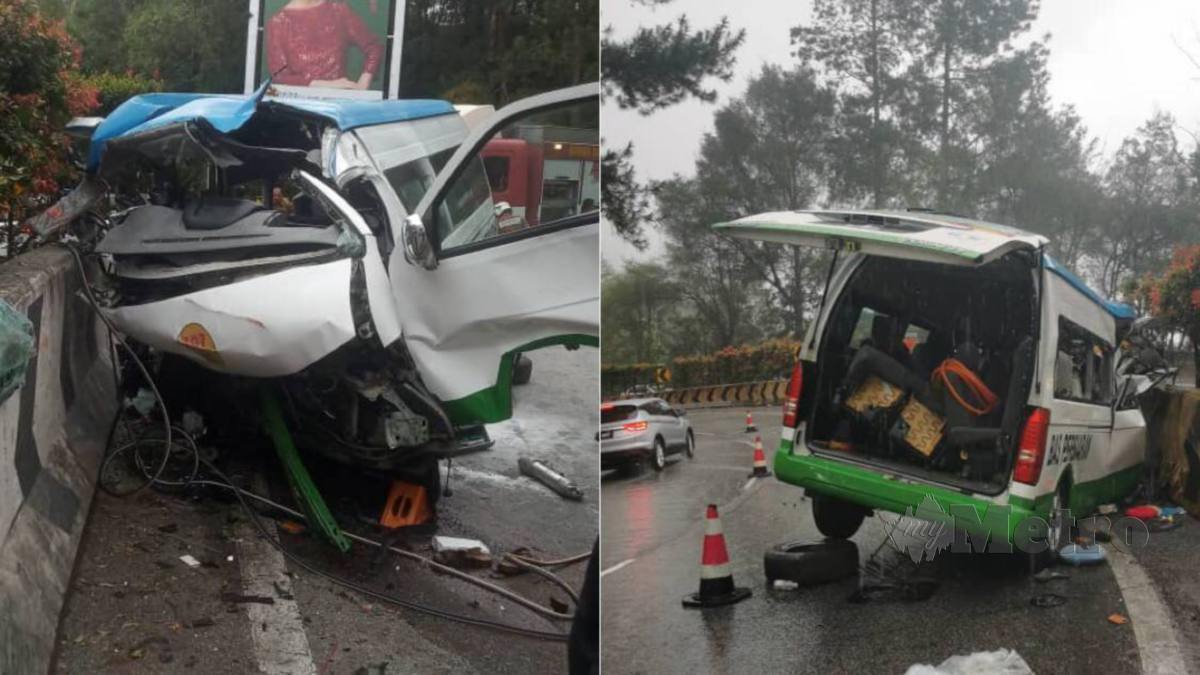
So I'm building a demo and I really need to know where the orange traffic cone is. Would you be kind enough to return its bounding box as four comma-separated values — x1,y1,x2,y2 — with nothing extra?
745,410,757,433
682,504,752,607
749,436,771,478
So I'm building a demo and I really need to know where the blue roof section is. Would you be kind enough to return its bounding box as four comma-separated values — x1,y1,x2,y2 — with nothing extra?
87,87,455,171
1043,254,1137,320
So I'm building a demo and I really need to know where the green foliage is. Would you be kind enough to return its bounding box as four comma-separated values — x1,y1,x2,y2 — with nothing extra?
601,1,745,248
1095,113,1198,296
401,0,599,105
600,143,650,250
669,338,801,388
122,0,248,93
605,0,1200,373
601,260,679,364
1135,245,1200,378
602,15,744,114
601,338,802,393
0,0,97,222
82,70,164,115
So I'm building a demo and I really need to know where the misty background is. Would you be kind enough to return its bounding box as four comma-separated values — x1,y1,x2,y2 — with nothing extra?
600,0,1200,375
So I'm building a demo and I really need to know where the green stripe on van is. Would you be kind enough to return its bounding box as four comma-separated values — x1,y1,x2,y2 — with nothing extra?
441,334,598,426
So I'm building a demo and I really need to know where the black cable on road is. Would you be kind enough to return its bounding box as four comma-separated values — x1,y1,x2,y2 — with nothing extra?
64,243,581,642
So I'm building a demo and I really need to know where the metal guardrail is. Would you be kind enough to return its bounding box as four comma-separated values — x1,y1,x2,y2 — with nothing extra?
658,379,789,407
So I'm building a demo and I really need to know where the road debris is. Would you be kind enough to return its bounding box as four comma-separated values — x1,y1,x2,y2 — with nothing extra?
1058,543,1106,565
1149,516,1183,533
904,649,1033,675
279,520,307,535
1032,569,1069,583
763,539,858,587
518,457,584,500
1126,505,1160,521
1108,613,1129,625
1030,594,1067,608
219,592,275,605
432,536,493,569
179,554,201,569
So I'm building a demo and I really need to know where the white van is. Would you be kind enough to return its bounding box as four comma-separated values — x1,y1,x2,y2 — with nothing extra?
716,210,1146,551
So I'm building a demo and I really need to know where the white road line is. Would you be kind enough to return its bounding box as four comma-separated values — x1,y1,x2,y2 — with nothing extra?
601,558,635,578
742,477,757,491
237,522,318,675
1103,543,1187,675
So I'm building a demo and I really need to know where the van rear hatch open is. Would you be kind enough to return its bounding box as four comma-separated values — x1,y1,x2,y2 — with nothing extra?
713,210,1047,495
714,210,1047,266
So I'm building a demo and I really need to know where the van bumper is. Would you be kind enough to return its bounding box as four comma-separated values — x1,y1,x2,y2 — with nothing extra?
773,447,1043,547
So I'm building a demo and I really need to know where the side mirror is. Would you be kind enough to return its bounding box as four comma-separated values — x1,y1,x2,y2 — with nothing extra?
673,407,687,417
401,213,438,270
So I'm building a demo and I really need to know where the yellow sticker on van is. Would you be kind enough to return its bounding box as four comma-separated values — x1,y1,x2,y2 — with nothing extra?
177,322,223,366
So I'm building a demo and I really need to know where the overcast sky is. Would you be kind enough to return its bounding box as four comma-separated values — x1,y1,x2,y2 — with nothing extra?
601,0,1200,266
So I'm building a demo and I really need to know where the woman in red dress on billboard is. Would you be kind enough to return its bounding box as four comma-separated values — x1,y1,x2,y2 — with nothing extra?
267,0,385,90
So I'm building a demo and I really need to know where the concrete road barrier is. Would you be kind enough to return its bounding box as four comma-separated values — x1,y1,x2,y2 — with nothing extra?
0,247,117,673
659,380,789,408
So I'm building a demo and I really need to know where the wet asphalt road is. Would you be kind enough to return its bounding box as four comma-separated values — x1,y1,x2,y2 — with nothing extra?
601,406,1150,674
56,345,597,674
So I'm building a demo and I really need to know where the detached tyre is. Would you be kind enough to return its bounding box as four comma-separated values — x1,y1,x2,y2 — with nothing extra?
763,539,859,586
513,353,533,385
812,495,867,539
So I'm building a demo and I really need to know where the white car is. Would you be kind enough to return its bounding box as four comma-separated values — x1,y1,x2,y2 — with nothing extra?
600,398,694,472
716,209,1149,555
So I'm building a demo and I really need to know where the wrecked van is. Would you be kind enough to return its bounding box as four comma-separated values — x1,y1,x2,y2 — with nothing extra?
716,210,1147,551
37,82,599,490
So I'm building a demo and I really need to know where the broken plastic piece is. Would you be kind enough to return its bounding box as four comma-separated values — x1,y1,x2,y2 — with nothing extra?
379,481,432,529
1057,543,1106,566
518,457,584,500
180,554,201,568
432,536,492,569
1108,613,1129,625
1125,505,1160,521
260,387,351,553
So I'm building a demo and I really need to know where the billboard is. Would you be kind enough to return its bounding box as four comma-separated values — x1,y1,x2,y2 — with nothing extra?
244,0,405,100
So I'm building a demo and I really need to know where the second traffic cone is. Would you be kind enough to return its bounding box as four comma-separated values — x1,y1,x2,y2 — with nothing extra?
682,504,752,608
748,436,771,478
745,410,757,433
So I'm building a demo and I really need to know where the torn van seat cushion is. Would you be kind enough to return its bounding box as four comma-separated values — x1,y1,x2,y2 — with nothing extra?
0,298,34,405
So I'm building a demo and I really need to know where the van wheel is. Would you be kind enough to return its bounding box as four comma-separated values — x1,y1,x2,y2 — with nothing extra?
812,495,866,539
1028,481,1071,572
684,431,695,458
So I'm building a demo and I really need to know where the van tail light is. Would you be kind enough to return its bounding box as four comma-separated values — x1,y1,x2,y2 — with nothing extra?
782,361,804,428
1013,407,1051,485
623,420,648,433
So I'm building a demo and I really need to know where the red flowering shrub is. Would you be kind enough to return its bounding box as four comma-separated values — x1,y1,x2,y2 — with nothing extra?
1137,244,1200,380
602,338,803,395
0,0,98,235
